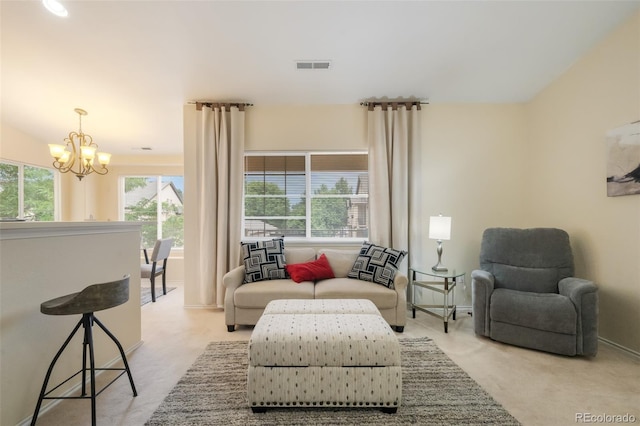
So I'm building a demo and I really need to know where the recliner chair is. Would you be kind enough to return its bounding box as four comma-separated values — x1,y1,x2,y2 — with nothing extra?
472,228,598,356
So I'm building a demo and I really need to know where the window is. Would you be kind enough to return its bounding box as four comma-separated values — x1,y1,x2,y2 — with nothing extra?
0,161,57,221
121,176,184,249
244,153,368,239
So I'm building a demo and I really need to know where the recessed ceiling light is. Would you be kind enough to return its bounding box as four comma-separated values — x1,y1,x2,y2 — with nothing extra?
42,0,68,17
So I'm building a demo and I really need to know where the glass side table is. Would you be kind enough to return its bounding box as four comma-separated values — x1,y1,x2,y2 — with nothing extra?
410,267,465,333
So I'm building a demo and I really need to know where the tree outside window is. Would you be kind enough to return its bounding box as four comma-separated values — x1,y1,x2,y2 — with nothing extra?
0,162,55,221
123,176,184,249
243,153,368,239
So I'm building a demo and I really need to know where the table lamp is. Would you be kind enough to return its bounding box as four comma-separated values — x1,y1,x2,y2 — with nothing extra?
429,215,451,272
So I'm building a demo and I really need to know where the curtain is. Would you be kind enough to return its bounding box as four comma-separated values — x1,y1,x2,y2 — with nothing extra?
367,103,421,264
194,104,245,307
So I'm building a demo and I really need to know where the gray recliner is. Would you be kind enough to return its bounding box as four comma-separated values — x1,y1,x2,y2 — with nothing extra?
472,228,598,356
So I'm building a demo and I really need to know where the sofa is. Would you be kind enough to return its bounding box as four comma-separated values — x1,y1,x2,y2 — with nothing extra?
223,246,408,332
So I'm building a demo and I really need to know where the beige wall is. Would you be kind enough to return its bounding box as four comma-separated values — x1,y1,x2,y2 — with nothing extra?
526,12,640,352
183,103,529,309
4,10,639,353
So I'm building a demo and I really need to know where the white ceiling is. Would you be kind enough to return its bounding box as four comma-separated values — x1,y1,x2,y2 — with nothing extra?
2,1,639,156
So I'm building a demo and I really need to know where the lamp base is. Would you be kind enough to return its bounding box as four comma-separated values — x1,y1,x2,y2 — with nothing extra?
431,264,448,272
432,240,448,272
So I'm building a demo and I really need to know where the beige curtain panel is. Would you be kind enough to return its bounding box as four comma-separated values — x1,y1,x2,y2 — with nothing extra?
194,104,245,307
367,103,420,271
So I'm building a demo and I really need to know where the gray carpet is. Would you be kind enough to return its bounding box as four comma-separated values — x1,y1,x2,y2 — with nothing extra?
140,286,176,306
145,337,520,425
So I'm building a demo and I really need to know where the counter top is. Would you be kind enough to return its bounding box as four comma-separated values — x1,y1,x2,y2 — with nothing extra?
0,221,141,240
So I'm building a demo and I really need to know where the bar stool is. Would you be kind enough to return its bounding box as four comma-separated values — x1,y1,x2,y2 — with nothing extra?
31,275,137,426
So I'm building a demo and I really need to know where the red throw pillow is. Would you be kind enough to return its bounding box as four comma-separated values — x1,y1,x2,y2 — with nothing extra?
285,253,335,283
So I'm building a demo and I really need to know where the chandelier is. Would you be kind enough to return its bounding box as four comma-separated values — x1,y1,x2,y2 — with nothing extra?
48,108,111,180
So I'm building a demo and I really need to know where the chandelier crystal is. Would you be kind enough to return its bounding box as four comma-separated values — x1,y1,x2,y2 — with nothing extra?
48,108,111,180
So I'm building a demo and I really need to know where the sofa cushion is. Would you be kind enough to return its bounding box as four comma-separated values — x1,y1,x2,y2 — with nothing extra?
347,242,407,288
317,249,359,278
492,263,559,293
314,277,397,309
490,288,577,335
284,247,316,265
285,253,335,283
241,238,287,283
234,280,314,309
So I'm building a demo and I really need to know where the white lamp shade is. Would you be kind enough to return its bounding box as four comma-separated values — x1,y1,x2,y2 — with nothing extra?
48,144,66,158
97,152,111,165
429,216,451,240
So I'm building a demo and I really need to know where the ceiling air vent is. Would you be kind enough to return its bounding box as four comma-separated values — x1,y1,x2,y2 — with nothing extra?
296,60,331,70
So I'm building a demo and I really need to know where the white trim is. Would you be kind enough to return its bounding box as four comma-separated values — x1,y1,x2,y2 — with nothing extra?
183,304,224,311
0,221,141,240
599,336,640,359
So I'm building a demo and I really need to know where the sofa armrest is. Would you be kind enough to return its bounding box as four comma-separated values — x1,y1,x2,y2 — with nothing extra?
223,265,245,326
393,272,408,293
223,265,245,291
471,269,494,337
559,277,599,356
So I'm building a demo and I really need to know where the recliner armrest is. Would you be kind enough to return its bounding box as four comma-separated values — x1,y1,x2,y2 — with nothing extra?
471,269,495,337
558,277,597,302
559,277,599,356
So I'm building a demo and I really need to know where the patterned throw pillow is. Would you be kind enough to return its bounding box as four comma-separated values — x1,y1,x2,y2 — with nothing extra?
241,238,287,283
347,242,407,288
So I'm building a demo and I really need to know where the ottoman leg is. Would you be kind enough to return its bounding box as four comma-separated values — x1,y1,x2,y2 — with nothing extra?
227,325,235,332
381,407,398,414
251,407,267,413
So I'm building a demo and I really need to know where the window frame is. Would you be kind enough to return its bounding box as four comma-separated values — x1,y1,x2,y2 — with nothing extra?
0,160,60,221
243,151,369,243
118,175,185,250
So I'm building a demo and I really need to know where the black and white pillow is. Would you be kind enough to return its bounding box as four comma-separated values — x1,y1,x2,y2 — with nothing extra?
241,238,287,283
347,242,407,288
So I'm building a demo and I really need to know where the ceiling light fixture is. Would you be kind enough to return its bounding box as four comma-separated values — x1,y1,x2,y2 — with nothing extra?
48,108,111,181
42,0,68,17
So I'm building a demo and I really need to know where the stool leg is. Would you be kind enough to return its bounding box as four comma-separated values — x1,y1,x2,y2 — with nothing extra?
31,318,84,426
81,318,88,396
84,314,97,426
93,316,138,396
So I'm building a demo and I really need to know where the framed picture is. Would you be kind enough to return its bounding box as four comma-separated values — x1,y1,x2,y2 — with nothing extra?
606,121,640,197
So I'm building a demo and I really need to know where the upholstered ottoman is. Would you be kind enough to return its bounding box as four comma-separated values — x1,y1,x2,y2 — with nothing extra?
248,299,402,413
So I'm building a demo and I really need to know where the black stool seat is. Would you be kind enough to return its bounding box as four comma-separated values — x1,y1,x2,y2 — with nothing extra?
41,278,129,315
31,275,137,426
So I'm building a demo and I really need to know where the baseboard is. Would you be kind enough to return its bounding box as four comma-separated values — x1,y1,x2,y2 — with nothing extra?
20,340,144,426
599,336,640,359
408,305,639,359
184,304,223,311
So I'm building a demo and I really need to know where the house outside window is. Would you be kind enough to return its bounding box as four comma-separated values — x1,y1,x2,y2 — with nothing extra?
243,152,368,240
0,161,57,221
121,176,184,249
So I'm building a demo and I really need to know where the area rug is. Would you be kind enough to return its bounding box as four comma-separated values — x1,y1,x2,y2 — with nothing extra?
140,286,176,306
145,337,520,425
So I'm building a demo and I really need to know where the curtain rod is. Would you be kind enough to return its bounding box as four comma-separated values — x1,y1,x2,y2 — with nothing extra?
360,100,428,111
191,101,254,111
